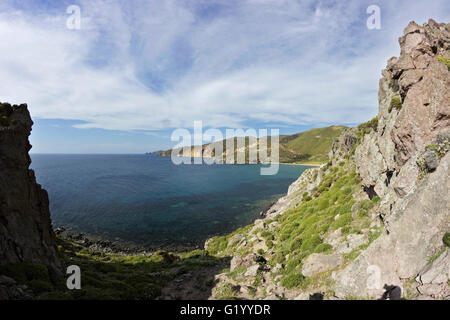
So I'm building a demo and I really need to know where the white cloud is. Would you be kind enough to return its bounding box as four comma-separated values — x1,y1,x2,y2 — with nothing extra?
0,0,448,132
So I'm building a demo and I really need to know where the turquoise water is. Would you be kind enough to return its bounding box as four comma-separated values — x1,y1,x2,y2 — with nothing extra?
30,154,308,249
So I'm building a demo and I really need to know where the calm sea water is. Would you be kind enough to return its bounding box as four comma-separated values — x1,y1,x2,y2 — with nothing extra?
30,154,308,249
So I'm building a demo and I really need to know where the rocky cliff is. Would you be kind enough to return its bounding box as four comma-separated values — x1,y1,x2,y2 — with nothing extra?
0,103,60,272
200,20,449,300
335,19,450,299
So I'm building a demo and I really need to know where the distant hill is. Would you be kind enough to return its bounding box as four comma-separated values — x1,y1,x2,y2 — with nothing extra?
158,125,347,164
279,126,347,163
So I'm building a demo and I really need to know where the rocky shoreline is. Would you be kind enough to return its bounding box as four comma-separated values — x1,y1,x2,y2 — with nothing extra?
53,198,281,255
53,226,205,255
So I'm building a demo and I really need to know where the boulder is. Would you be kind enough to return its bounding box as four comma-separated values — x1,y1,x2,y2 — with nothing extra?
244,264,261,277
302,253,343,277
423,150,438,172
336,234,369,254
293,293,310,300
417,250,450,285
415,250,450,298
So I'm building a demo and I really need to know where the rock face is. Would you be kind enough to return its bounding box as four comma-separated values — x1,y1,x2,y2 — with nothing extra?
0,103,60,271
302,253,342,277
415,250,450,299
335,20,450,299
328,127,358,165
335,153,450,298
355,19,450,199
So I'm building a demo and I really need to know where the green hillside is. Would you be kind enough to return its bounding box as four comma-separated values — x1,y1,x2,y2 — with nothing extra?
158,125,347,165
280,126,347,163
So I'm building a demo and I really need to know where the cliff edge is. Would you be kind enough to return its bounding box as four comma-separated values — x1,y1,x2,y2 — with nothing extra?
0,103,60,272
335,18,450,298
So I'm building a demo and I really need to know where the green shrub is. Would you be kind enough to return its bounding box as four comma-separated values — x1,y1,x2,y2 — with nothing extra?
261,231,274,240
356,116,378,140
317,199,329,210
343,187,352,195
331,213,352,230
0,263,50,284
360,199,374,210
341,226,351,235
300,235,322,252
28,279,53,294
206,236,229,255
281,273,306,289
314,243,333,253
388,96,402,113
83,274,104,287
358,208,369,217
289,237,303,251
0,116,8,126
437,56,450,70
443,233,450,248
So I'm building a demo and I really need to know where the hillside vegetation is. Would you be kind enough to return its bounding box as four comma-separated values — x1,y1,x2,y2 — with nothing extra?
279,126,347,163
159,125,347,165
0,238,225,300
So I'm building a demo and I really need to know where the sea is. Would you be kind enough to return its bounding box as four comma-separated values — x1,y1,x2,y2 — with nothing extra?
30,154,309,250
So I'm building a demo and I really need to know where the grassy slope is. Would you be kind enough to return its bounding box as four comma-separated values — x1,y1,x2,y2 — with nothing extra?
203,120,384,299
0,238,224,300
205,160,382,298
280,126,347,163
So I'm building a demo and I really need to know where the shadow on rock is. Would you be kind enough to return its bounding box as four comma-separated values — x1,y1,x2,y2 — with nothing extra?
378,284,402,300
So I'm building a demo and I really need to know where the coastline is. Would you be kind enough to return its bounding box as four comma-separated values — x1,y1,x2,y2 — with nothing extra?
53,165,310,255
157,154,323,167
279,162,322,167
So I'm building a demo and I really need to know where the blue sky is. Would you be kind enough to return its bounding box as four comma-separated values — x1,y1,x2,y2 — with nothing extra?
0,0,449,153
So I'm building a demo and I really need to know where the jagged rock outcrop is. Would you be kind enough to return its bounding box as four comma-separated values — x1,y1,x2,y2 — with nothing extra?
335,152,449,298
415,249,450,299
356,19,450,199
335,20,450,299
0,103,60,271
328,127,358,165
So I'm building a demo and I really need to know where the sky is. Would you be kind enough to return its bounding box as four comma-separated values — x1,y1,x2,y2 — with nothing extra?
0,0,449,153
